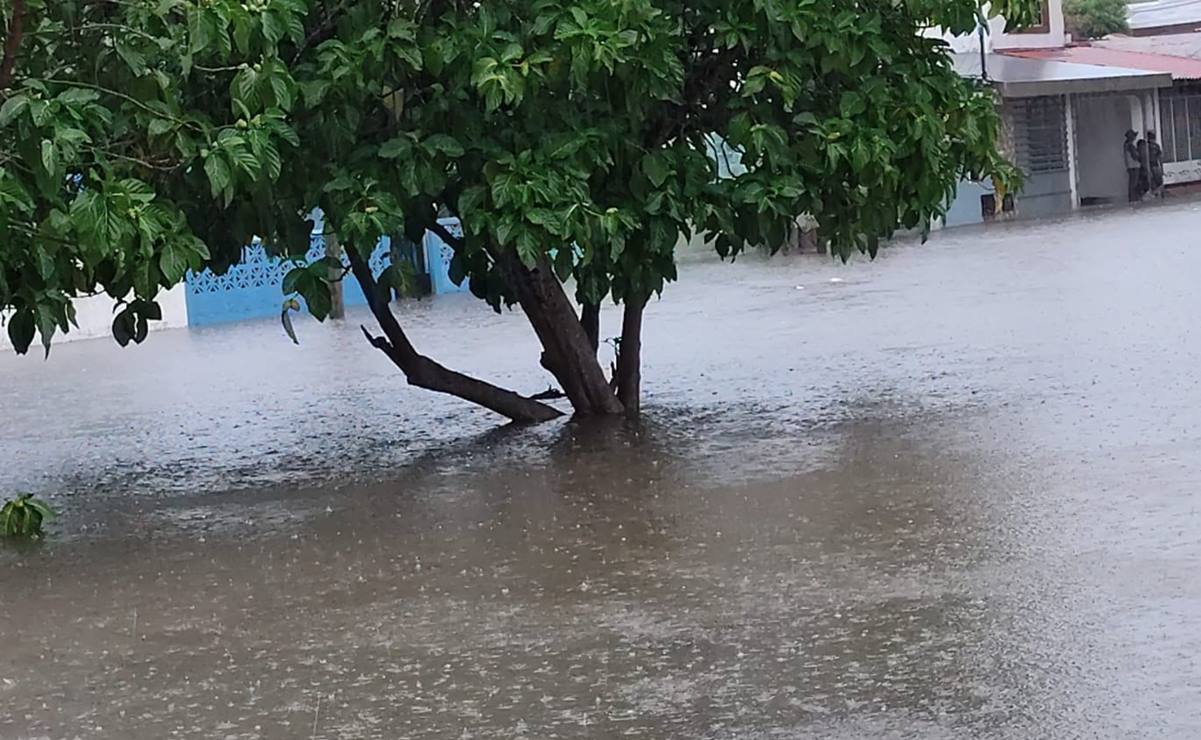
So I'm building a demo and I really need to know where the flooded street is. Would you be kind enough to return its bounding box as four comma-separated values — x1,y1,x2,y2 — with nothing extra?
3,202,1201,738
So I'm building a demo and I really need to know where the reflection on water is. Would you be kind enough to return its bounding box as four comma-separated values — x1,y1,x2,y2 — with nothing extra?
4,202,1201,737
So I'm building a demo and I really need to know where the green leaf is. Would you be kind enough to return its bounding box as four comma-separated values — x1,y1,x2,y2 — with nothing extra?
204,154,231,198
112,307,135,347
299,279,331,320
159,242,190,284
516,230,540,268
230,145,260,176
134,312,149,343
379,136,414,159
262,10,285,44
642,153,670,187
115,40,148,75
33,247,54,280
148,117,175,136
269,75,292,110
281,304,299,344
57,87,99,106
0,95,28,127
140,300,163,321
40,140,56,176
188,9,212,54
282,265,305,295
6,309,35,354
424,134,464,158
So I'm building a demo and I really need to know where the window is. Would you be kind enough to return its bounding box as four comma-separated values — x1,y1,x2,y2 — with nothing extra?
1008,97,1068,174
1010,0,1051,34
1160,85,1201,163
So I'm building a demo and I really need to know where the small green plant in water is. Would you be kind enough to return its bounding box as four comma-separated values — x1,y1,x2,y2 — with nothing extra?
1,494,54,539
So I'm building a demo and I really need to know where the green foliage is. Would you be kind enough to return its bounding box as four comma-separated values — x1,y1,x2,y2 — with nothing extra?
1,494,54,539
1064,0,1129,39
1,0,1036,353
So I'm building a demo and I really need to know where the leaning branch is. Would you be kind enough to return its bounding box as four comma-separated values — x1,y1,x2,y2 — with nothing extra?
346,244,562,423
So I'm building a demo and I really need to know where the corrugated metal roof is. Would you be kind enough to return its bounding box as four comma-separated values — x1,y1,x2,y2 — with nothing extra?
954,53,1172,96
1006,45,1201,80
1096,32,1201,63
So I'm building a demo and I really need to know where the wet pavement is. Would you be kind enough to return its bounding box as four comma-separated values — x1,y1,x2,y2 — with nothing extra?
3,202,1201,738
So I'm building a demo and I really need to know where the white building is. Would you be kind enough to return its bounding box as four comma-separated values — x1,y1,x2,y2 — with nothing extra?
938,0,1194,226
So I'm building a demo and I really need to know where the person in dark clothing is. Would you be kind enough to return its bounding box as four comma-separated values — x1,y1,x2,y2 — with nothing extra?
1125,130,1143,202
1136,138,1151,197
1147,130,1165,197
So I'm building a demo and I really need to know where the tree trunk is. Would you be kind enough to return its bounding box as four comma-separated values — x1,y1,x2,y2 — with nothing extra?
346,245,562,424
492,249,623,416
0,0,25,90
581,301,600,353
616,295,646,417
325,229,346,320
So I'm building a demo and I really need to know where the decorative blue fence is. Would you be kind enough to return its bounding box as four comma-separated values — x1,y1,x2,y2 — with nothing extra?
424,218,465,296
185,219,469,327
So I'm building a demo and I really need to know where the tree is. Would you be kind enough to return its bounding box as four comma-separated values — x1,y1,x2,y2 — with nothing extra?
0,0,1035,422
1064,0,1129,39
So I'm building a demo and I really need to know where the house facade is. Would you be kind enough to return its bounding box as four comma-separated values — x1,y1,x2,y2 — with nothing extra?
939,0,1201,227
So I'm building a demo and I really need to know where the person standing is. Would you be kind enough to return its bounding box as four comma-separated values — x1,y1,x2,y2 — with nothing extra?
1124,130,1143,202
1147,130,1165,198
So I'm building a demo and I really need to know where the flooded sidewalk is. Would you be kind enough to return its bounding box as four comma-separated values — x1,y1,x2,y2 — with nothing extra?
3,203,1201,738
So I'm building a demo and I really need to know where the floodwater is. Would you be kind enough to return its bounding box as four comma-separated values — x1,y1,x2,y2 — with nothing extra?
3,202,1201,739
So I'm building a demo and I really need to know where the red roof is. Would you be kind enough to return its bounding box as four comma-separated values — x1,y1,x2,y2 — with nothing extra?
1005,45,1201,80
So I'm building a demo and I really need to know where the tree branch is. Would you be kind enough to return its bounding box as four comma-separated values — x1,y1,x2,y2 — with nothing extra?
346,243,562,423
428,219,463,250
39,78,196,130
0,0,26,91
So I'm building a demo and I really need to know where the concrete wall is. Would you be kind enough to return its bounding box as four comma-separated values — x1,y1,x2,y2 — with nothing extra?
1018,169,1074,218
1074,95,1136,205
1,284,188,354
942,168,1071,229
1165,159,1201,185
944,181,993,227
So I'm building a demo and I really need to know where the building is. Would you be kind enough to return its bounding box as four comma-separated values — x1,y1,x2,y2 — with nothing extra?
1128,0,1201,37
937,0,1201,227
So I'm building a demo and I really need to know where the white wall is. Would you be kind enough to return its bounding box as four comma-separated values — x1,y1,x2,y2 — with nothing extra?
1,283,188,354
933,0,1066,52
993,0,1066,50
1165,159,1201,184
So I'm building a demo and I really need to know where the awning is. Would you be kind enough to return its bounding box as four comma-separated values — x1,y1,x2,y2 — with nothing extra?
953,53,1171,97
1007,46,1201,81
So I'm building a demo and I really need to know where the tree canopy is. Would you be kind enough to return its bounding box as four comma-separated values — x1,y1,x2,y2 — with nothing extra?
1064,0,1128,40
0,0,1035,420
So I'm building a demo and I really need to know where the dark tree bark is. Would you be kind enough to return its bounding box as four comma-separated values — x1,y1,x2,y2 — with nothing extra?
616,295,646,417
346,245,562,423
581,301,600,353
490,249,624,416
325,230,345,320
425,220,623,417
0,0,26,90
